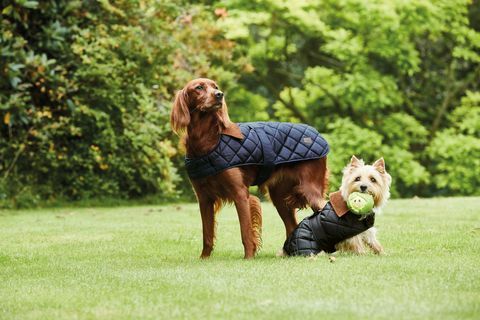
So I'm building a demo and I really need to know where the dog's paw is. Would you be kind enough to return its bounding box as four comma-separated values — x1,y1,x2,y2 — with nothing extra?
307,254,318,261
276,248,287,257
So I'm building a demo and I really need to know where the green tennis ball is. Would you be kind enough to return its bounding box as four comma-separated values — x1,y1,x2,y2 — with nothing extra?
347,192,374,215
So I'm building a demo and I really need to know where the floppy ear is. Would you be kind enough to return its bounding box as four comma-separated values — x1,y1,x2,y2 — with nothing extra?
170,89,190,134
373,157,386,174
217,99,233,130
349,155,362,168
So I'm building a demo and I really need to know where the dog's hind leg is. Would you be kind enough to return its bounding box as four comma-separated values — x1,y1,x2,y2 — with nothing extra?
268,182,298,238
297,158,328,212
335,235,366,254
249,195,263,252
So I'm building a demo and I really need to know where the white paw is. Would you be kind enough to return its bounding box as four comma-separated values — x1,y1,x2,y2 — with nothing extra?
276,248,286,257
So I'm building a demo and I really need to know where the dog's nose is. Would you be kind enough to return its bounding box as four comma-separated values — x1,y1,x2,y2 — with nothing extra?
215,90,224,100
360,185,368,192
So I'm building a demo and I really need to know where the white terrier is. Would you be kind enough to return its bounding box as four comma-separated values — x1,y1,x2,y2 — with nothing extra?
335,156,392,254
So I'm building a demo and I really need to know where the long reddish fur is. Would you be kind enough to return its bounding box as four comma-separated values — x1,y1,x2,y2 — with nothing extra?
171,78,328,259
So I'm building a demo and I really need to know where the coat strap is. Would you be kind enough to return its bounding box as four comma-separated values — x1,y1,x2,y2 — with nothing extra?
252,127,275,185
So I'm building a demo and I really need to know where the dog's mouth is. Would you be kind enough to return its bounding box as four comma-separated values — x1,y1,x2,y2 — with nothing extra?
202,103,222,111
360,189,374,196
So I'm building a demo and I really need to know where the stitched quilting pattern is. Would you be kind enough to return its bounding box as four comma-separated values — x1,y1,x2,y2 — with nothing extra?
185,122,329,183
283,202,375,256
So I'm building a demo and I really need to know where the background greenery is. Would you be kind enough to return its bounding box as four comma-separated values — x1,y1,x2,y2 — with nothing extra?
1,0,479,207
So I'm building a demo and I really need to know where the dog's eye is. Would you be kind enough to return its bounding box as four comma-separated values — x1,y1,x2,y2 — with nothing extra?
354,177,361,182
195,85,204,90
370,177,377,183
215,85,219,89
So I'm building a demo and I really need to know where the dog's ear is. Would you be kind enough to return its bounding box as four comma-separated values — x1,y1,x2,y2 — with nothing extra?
171,89,190,134
385,171,392,186
349,155,362,168
373,157,386,174
218,99,233,130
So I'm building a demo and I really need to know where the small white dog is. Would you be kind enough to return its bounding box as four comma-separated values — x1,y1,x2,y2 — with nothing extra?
335,156,392,254
281,155,392,257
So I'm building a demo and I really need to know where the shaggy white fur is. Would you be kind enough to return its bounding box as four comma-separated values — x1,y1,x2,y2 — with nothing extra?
336,156,392,254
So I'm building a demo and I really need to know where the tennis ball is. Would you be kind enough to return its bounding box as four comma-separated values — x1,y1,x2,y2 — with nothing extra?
347,192,374,215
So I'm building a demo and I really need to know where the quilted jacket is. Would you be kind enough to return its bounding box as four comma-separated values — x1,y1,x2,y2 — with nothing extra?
283,191,375,256
185,122,329,185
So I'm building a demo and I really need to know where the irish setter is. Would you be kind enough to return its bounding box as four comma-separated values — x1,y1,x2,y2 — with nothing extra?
171,78,328,259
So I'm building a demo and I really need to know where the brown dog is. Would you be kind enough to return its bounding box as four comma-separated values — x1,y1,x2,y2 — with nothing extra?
171,78,328,259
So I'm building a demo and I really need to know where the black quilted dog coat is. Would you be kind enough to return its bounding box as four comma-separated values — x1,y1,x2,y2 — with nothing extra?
185,122,329,185
283,191,375,256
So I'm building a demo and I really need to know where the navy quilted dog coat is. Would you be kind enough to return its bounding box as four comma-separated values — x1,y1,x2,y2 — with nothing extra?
185,122,329,185
283,191,375,256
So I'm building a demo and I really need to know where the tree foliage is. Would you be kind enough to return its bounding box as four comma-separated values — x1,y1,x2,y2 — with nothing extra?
0,0,240,206
427,91,480,195
216,0,480,195
0,0,479,207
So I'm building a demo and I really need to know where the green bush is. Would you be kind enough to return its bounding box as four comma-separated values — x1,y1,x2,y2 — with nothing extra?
0,1,181,204
215,0,479,197
323,119,429,197
427,92,480,196
0,1,244,206
323,119,383,190
1,1,479,206
427,131,480,196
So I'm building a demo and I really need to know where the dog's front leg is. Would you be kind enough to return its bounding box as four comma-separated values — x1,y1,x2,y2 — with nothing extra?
362,227,384,255
233,190,256,259
199,198,215,259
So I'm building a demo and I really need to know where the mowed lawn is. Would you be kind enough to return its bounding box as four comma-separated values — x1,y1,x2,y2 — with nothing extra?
0,197,479,320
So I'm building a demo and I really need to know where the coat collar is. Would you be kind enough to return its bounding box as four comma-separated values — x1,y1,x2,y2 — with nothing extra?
329,190,350,217
222,123,244,140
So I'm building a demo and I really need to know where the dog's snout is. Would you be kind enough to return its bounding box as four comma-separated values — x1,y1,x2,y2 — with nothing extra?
215,90,224,100
360,185,368,192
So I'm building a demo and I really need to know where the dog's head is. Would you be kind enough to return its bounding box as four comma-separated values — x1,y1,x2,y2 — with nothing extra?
171,78,230,134
340,156,392,212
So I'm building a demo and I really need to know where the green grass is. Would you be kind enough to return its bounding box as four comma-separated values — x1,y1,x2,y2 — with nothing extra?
1,197,479,319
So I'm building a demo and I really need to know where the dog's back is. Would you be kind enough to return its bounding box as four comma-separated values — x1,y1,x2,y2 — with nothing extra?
185,122,329,185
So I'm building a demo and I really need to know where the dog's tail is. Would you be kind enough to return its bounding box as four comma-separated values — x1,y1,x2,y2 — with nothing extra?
249,195,263,253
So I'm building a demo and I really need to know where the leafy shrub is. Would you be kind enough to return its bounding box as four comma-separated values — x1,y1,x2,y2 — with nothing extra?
0,1,181,204
427,92,480,196
323,118,429,197
0,1,242,206
1,1,479,206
